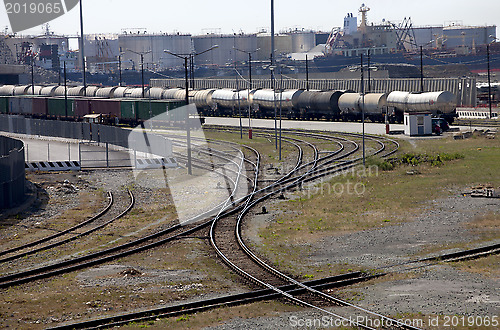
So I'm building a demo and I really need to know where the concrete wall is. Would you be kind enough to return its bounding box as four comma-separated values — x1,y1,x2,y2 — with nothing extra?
0,135,25,209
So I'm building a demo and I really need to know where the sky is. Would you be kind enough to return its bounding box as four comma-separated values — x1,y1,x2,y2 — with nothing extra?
1,0,499,38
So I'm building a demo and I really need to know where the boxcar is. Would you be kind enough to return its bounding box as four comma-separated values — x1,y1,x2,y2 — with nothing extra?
47,98,74,117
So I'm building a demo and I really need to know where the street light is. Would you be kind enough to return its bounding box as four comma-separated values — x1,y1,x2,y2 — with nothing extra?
262,63,278,150
487,35,499,119
305,54,310,91
79,0,86,96
269,62,294,161
164,45,218,175
234,47,260,89
419,40,435,93
118,50,125,87
30,50,35,95
126,49,151,98
361,53,365,166
234,47,260,139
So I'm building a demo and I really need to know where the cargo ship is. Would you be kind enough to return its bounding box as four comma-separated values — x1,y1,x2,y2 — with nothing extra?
313,4,500,73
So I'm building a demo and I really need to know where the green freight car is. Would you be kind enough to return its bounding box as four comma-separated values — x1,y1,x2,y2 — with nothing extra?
119,99,139,123
0,97,7,114
47,97,74,117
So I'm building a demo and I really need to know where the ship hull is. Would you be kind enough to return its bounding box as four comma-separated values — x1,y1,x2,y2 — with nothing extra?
313,52,500,72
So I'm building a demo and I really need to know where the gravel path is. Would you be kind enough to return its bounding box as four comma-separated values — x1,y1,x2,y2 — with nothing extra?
206,193,499,329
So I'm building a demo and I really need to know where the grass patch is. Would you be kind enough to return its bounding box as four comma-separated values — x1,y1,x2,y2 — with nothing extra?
121,301,302,329
448,254,500,277
256,134,499,278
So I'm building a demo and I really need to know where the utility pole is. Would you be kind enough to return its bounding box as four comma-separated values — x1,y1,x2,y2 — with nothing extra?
305,54,310,91
79,0,86,96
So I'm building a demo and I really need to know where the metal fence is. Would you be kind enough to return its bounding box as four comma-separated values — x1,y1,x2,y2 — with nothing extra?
0,135,25,209
0,115,174,168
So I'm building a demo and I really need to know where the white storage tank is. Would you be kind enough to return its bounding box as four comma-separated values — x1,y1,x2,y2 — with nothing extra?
53,86,67,96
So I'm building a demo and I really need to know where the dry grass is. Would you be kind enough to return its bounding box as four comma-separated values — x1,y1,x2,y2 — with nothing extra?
0,238,241,330
121,301,302,329
465,212,500,241
449,254,500,278
256,134,500,278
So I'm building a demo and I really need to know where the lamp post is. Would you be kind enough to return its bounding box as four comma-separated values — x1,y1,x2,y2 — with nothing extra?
420,45,424,93
234,47,260,139
268,62,293,161
419,40,434,93
118,51,125,87
126,49,151,98
271,0,276,149
361,53,365,166
367,49,371,93
79,0,86,96
305,54,310,91
64,61,67,118
30,51,35,95
164,45,218,175
487,35,499,119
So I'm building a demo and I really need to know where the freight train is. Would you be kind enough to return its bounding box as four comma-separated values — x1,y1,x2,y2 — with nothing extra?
0,84,457,125
0,85,187,125
195,88,457,123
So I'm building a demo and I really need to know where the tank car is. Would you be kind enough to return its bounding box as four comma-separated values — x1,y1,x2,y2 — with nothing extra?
193,89,216,115
387,91,456,114
26,85,43,95
40,86,58,97
310,90,350,120
13,85,31,95
0,85,15,96
111,86,129,98
253,89,303,118
95,86,118,98
211,89,238,116
162,88,183,99
338,92,388,122
85,86,101,97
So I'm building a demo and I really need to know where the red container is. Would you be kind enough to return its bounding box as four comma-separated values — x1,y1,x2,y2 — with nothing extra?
89,99,121,118
32,97,48,116
74,98,90,119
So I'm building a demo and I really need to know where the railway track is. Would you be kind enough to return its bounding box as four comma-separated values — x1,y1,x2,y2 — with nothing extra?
53,129,411,329
49,242,500,329
207,129,420,329
0,135,258,288
0,191,114,261
2,126,497,329
0,190,141,265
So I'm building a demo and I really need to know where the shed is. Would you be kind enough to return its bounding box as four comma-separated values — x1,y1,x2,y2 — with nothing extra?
404,112,432,136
